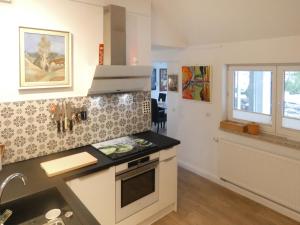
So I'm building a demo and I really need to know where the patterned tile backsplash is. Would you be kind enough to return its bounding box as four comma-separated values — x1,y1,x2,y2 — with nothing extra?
0,92,151,165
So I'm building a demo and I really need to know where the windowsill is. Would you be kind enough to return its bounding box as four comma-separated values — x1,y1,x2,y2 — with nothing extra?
219,127,300,151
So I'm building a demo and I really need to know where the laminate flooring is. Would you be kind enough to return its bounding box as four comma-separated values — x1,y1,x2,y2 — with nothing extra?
154,167,300,225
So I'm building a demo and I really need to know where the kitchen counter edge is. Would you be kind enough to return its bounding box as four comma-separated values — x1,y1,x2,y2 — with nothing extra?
0,131,180,225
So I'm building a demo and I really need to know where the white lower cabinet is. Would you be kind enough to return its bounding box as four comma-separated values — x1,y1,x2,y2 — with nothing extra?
159,153,177,211
66,166,115,225
66,147,178,225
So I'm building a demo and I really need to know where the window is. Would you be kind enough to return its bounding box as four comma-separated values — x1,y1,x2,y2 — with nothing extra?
228,66,276,133
228,65,300,139
277,66,300,138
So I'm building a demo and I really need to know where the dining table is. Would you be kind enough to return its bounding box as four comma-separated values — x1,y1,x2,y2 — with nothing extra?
157,101,167,111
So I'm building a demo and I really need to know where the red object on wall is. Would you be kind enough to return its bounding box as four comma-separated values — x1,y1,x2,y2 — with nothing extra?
99,43,104,65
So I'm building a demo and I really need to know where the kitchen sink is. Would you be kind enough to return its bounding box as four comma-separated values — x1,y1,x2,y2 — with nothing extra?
0,188,81,225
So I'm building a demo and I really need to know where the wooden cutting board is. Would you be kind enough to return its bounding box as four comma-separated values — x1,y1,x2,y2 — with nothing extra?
40,152,98,177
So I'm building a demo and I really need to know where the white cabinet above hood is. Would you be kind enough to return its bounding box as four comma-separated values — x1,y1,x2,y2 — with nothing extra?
88,65,152,95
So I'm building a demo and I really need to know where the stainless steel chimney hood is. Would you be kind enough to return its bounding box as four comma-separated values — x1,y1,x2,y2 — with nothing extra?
88,5,152,95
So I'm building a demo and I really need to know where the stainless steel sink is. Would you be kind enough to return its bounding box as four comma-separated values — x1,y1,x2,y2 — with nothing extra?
0,188,81,225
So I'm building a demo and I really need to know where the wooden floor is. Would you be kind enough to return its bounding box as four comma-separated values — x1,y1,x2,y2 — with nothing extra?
154,167,300,225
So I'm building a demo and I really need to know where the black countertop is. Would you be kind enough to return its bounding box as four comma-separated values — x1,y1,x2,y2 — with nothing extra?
0,131,180,225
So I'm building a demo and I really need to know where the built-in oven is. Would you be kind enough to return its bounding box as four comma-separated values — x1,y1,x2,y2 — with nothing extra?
115,153,159,223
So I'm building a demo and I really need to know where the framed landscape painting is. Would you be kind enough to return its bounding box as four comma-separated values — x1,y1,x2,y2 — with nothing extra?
19,27,72,89
159,68,168,91
182,66,211,102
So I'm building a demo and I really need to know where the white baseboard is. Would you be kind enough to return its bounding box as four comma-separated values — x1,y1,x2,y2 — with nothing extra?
178,160,220,184
177,160,300,223
221,180,300,222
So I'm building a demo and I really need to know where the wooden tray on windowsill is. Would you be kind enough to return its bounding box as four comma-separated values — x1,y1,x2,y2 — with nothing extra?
219,120,247,133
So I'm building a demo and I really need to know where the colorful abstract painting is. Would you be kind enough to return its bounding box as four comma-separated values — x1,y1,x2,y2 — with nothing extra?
159,68,168,91
182,66,211,102
19,27,72,89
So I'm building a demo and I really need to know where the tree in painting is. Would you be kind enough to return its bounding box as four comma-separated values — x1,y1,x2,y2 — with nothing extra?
38,35,51,72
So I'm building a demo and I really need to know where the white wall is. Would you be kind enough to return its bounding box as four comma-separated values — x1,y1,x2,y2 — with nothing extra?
151,0,300,46
163,61,180,135
151,0,186,49
0,0,151,102
153,35,300,180
153,36,300,220
151,13,186,49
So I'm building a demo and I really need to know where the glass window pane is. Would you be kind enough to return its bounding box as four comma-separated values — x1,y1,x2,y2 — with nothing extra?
282,71,300,131
234,71,272,115
283,71,300,120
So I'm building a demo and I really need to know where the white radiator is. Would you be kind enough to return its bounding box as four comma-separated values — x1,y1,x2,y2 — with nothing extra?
219,139,300,213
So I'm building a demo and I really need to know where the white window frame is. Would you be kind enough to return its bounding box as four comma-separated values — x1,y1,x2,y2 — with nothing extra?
276,65,300,140
227,65,277,134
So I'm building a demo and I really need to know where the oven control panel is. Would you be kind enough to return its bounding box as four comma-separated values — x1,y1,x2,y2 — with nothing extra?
115,152,159,173
128,156,150,168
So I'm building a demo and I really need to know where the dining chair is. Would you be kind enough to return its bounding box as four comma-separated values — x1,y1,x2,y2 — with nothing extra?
151,99,167,133
158,93,166,102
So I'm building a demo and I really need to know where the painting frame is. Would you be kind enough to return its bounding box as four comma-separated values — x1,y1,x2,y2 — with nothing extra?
151,68,157,90
168,74,178,92
159,68,168,91
19,27,72,89
182,65,212,102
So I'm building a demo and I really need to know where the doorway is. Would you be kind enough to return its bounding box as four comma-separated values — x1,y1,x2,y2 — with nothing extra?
151,62,168,134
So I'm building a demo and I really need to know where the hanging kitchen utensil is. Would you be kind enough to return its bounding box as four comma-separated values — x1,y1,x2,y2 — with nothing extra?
66,102,73,131
61,102,66,133
55,104,61,133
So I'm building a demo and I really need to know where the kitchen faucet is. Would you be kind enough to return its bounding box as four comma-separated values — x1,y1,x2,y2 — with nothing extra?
0,173,27,204
0,173,27,224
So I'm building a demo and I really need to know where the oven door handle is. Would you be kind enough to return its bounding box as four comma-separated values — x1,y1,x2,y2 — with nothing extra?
115,160,159,181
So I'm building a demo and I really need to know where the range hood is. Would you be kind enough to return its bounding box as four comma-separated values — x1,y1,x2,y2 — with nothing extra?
88,5,152,95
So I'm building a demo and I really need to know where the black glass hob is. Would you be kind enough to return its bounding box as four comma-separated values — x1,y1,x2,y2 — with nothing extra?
92,136,156,160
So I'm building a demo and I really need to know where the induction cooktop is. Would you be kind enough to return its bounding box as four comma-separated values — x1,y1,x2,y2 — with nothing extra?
92,136,156,160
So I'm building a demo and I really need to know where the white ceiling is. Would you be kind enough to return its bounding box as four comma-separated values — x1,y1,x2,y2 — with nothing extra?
151,0,300,46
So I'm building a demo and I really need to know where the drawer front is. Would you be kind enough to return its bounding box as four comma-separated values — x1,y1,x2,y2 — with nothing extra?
160,147,176,161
